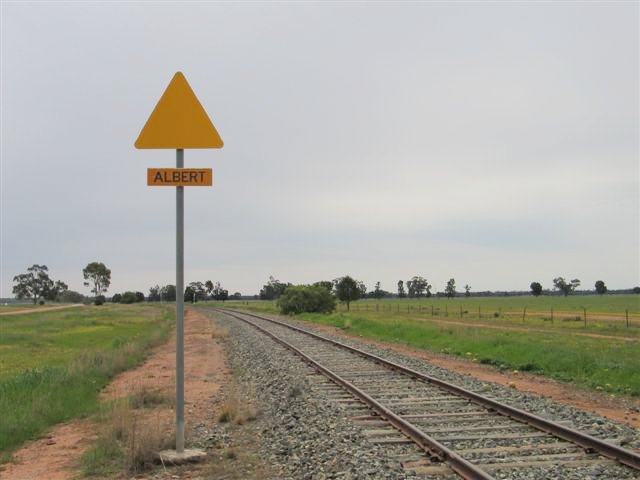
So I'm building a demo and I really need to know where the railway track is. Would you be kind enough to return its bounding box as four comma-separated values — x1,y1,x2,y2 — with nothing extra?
212,308,640,479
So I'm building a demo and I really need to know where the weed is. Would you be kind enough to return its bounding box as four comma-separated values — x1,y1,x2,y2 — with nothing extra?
82,401,173,475
210,320,229,339
218,388,259,425
129,385,172,409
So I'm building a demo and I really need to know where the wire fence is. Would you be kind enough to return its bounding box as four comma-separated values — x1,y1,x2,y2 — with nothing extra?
339,302,639,329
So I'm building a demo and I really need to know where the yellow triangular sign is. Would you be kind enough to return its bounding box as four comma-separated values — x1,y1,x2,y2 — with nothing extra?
135,72,223,149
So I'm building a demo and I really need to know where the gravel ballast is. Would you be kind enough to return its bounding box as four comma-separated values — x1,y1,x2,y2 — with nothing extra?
208,309,415,479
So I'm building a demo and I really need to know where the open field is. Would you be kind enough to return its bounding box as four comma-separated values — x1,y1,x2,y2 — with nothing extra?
0,304,173,456
204,296,640,396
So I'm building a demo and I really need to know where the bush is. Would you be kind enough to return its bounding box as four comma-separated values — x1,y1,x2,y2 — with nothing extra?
112,293,122,303
94,295,105,306
59,290,85,303
277,285,336,315
120,292,138,304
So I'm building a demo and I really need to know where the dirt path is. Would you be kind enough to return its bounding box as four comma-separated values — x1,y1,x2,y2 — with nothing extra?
412,316,639,342
0,304,83,316
283,317,640,429
1,308,228,480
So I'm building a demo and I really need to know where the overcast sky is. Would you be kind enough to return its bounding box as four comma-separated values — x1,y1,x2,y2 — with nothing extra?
1,2,638,298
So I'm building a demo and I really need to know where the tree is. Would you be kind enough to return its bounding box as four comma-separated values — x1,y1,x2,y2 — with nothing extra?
595,280,607,295
260,276,290,300
120,291,138,304
334,276,362,311
313,281,334,293
161,285,176,302
112,293,122,303
464,284,471,297
230,292,242,300
212,282,229,301
135,292,145,302
148,285,161,302
184,286,195,303
357,281,367,298
633,287,640,294
186,281,206,302
278,285,336,315
406,279,415,298
12,265,55,304
530,282,543,297
205,280,214,298
371,282,385,300
46,280,68,301
553,277,580,296
408,276,430,298
83,262,111,304
397,280,406,298
445,278,456,299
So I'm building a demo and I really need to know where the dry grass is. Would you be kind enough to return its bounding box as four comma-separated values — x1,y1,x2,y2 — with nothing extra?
128,384,173,409
82,385,175,476
217,387,258,425
210,318,229,339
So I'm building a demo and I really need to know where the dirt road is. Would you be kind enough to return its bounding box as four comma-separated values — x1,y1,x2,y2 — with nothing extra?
0,304,83,316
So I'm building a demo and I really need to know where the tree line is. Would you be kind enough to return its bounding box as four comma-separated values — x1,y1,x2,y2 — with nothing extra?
12,262,111,305
12,262,637,307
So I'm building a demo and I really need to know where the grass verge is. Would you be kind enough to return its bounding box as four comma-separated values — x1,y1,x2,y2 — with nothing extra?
0,305,173,457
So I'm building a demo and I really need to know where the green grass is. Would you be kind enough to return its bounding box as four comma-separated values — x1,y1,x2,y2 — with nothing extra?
206,295,640,337
0,304,173,455
203,297,640,396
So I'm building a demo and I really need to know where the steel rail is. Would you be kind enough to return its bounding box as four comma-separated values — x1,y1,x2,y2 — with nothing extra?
218,308,494,480
215,308,640,472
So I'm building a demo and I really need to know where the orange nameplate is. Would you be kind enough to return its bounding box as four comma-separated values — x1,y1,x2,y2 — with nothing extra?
147,168,213,186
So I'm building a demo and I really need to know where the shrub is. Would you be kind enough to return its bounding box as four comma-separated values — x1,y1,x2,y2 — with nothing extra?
94,295,106,306
120,292,138,304
60,290,85,303
112,294,122,303
277,285,336,315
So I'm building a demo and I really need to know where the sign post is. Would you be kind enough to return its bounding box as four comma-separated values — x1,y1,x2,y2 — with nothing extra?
135,72,223,458
175,148,185,452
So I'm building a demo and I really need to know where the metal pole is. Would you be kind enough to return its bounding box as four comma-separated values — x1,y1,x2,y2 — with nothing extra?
176,148,185,453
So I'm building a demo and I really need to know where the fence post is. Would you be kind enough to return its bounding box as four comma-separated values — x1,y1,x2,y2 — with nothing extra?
478,306,481,321
584,307,587,328
522,306,527,323
460,306,463,318
626,309,629,328
431,305,434,316
445,305,448,317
